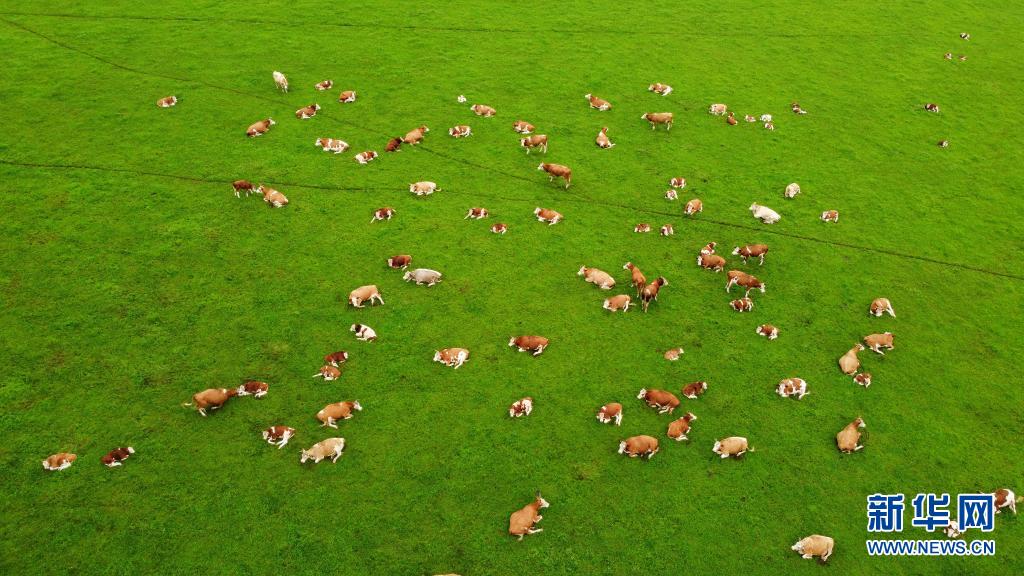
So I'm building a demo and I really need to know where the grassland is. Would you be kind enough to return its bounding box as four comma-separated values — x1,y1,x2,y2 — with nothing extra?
1,2,1023,574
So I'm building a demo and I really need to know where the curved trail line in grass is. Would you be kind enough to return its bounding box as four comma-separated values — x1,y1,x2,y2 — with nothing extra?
5,159,1022,282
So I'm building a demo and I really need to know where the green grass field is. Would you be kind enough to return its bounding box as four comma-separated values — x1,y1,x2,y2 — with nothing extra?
2,2,1023,574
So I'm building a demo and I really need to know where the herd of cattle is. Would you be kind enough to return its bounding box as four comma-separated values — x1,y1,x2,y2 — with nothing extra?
49,37,1018,564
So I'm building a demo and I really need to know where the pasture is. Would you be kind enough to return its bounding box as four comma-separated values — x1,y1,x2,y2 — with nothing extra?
1,2,1023,574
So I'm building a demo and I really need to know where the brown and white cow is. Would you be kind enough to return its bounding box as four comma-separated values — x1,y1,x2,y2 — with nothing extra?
667,413,697,441
387,255,412,269
350,323,377,341
183,388,237,416
338,90,357,103
316,401,362,428
634,223,652,233
641,112,673,130
534,207,562,225
272,71,288,92
709,103,728,115
410,181,439,196
648,83,673,96
744,115,757,123
156,96,178,108
42,452,77,471
776,378,808,400
700,241,717,255
236,380,269,398
730,298,754,312
509,336,549,356
712,436,749,458
820,210,840,223
660,224,674,236
925,103,940,113
471,104,496,117
509,493,549,540
791,102,808,114
869,298,895,317
246,118,276,137
300,437,345,464
585,93,611,110
491,223,508,235
697,254,726,272
836,417,865,453
403,125,430,145
619,435,659,459
726,270,765,296
603,294,631,312
312,365,342,381
595,127,614,148
513,120,534,134
315,138,349,153
792,535,834,562
863,332,894,354
732,244,769,265
355,150,378,164
665,189,678,200
232,179,256,198
681,381,708,399
838,344,864,375
324,350,350,366
520,134,548,154
537,163,571,188
385,137,403,152
262,425,295,449
596,402,623,425
449,125,472,138
785,183,801,198
994,489,1020,514
295,104,321,119
315,80,333,91
348,285,383,308
669,177,687,189
623,262,646,296
101,447,135,467
664,347,685,361
756,324,779,340
684,199,703,216
640,277,668,312
509,397,533,417
258,185,288,208
727,112,738,125
371,207,395,223
465,207,488,220
764,121,775,131
434,348,470,369
637,388,679,414
854,372,872,387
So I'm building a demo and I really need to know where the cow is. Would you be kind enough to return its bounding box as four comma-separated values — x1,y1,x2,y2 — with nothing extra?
623,262,647,296
749,203,781,224
236,380,269,398
665,190,678,200
637,388,679,414
578,266,615,289
156,96,177,108
863,332,894,355
434,348,470,369
640,277,667,312
509,397,533,417
471,104,496,117
316,401,362,428
509,335,549,356
295,104,320,119
959,54,967,61
727,112,738,125
764,121,775,131
732,244,769,265
371,207,395,222
182,387,237,416
925,103,940,113
648,83,673,95
300,437,345,464
684,199,703,216
534,207,562,225
315,138,349,154
697,254,726,272
634,223,651,233
854,372,872,387
596,403,623,425
324,351,350,366
838,344,864,375
660,224,674,236
465,207,488,220
246,118,276,137
315,80,333,91
491,223,508,234
348,285,383,308
404,268,442,286
603,294,631,312
355,150,378,164
820,210,840,223
944,52,953,60
585,93,611,110
457,94,467,103
726,270,765,296
272,71,288,92
944,521,962,539
791,535,834,562
262,426,295,449
312,365,341,381
258,185,288,208
232,179,256,198
42,453,77,471
667,413,697,441
403,125,430,145
619,435,659,459
351,323,377,341
410,181,439,196
537,163,571,188
338,90,357,103
744,115,756,123
709,103,727,115
387,255,412,270
756,324,779,340
760,114,773,122
449,125,472,138
513,120,534,134
682,381,708,399
791,102,808,114
785,183,801,198
641,112,674,130
869,298,895,318
701,242,717,255
938,140,950,148
385,138,403,152
994,489,1020,514
664,347,684,361
509,492,549,541
520,134,548,154
836,417,865,453
712,436,750,458
101,447,135,468
730,298,754,312
595,127,614,148
669,177,687,189
776,378,808,400
960,32,970,40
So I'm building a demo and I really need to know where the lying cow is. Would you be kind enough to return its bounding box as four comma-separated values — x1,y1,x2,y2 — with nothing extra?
596,403,623,425
387,255,411,269
595,127,614,149
355,150,378,164
665,189,678,200
836,417,865,453
42,452,77,471
785,183,801,198
641,112,674,130
183,387,237,416
101,447,135,467
709,103,728,115
509,492,548,541
348,285,383,308
324,350,349,366
776,378,808,400
371,207,395,223
682,381,707,399
312,365,341,381
236,380,269,398
351,323,377,341
403,125,430,145
749,203,781,224
730,298,754,312
520,135,548,154
712,436,749,458
648,83,673,95
637,388,679,414
700,242,717,255
870,298,895,317
684,199,703,216
619,435,659,459
156,96,177,108
300,437,345,464
513,120,534,134
315,79,333,91
404,268,442,286
669,177,687,189
449,125,472,138
792,535,834,562
994,489,1020,514
258,185,288,208
246,118,276,137
491,223,508,234
317,401,362,428
338,90,357,103
634,223,651,233
585,93,611,110
664,347,684,361
838,344,864,375
471,104,496,117
434,348,470,369
465,207,488,219
578,266,615,289
509,397,533,417
295,104,321,119
863,332,894,354
732,244,768,265
854,372,872,387
272,71,288,92
820,210,840,223
660,224,674,236
756,324,779,340
667,413,697,441
262,425,295,449
537,163,571,188
925,103,940,113
534,207,562,225
727,112,738,125
410,181,439,196
315,138,349,154
509,335,549,356
385,138,402,152
697,254,726,272
603,294,631,312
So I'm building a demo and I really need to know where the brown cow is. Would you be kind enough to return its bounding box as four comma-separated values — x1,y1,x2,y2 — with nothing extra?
700,241,717,255
371,207,395,223
602,294,631,312
258,185,288,208
712,436,750,458
262,425,295,449
232,179,256,198
101,447,135,467
854,372,872,387
465,207,489,220
838,344,864,375
387,255,412,269
732,244,769,265
183,388,238,416
869,298,895,317
585,93,611,110
537,163,571,188
667,413,697,441
434,348,470,369
236,380,269,398
338,90,357,103
385,137,403,152
596,403,623,425
682,381,708,399
324,351,350,366
756,324,779,340
836,417,865,453
648,83,673,95
315,80,333,91
994,489,1020,514
618,435,659,459
623,262,647,296
637,388,679,414
42,453,77,471
348,285,383,308
246,118,276,137
730,298,754,312
403,125,430,145
684,199,703,216
509,336,549,356
509,397,533,417
513,120,534,134
534,207,562,225
449,125,472,138
317,401,363,428
640,277,667,312
664,347,685,361
156,96,178,108
355,150,379,164
490,223,508,234
471,104,496,117
863,332,894,354
295,104,321,119
792,535,834,562
509,493,549,540
641,112,673,130
821,210,840,223
634,223,651,233
312,365,341,381
726,270,765,296
520,135,548,154
595,127,615,148
697,254,726,272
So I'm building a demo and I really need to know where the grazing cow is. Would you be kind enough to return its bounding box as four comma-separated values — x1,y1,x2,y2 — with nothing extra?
537,163,571,188
669,177,687,189
764,121,775,131
776,378,808,400
534,207,562,225
42,453,77,471
792,535,834,562
355,150,378,164
836,417,865,453
701,241,717,255
637,388,680,414
684,199,703,216
371,207,395,222
863,332,894,354
660,224,674,236
578,266,615,290
732,244,769,265
726,270,765,296
324,351,350,366
727,112,738,125
232,179,256,198
730,298,754,312
749,203,781,224
938,140,950,148
634,223,651,233
854,372,872,387
509,397,533,417
449,125,472,138
667,413,697,441
337,90,357,103
869,298,895,317
665,190,678,200
316,401,362,428
403,125,430,145
434,348,470,369
760,114,773,122
465,207,489,219
410,181,439,196
385,138,403,152
994,489,1020,514
838,344,864,375
595,127,615,148
820,210,840,223
925,103,940,113
491,223,508,234
712,436,750,458
681,381,707,399
596,403,623,425
387,255,412,269
509,335,549,356
300,437,345,464
509,492,549,541
236,380,269,398
246,118,276,137
785,183,801,198
585,93,611,110
471,104,496,116
664,347,684,361
697,254,726,272
640,277,668,312
348,285,383,308
262,426,295,449
315,138,349,154
156,96,177,108
258,185,288,208
757,324,779,340
272,71,288,92
520,134,549,154
350,323,377,341
602,294,631,312
404,268,443,286
709,103,728,115
619,435,659,459
641,112,674,130
101,447,135,467
312,365,341,381
623,262,647,296
295,104,321,119
315,79,333,91
791,102,808,114
513,120,534,134
182,387,237,416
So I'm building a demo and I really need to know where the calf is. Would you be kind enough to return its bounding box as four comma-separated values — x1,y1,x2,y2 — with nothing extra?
596,402,623,425
324,351,350,366
637,388,679,414
300,437,345,464
509,397,533,417
316,401,363,428
869,298,895,317
449,125,472,138
640,277,667,312
312,365,342,381
262,425,295,449
863,332,894,354
491,223,508,234
667,413,697,441
595,127,614,148
602,294,631,312
750,203,781,223
314,79,333,91
623,262,647,296
585,93,611,110
315,138,349,154
665,189,678,200
404,268,442,286
156,95,177,108
792,535,834,562
709,103,728,115
836,417,865,453
434,348,470,369
669,177,687,189
465,207,489,219
660,224,674,236
727,112,738,125
351,323,377,341
403,125,430,145
756,324,779,340
101,447,135,467
42,453,77,471
509,335,549,356
776,378,808,400
820,210,839,223
994,489,1020,514
236,380,269,398
664,347,685,361
258,185,288,208
838,344,864,375
232,179,256,198
272,71,288,92
697,253,726,272
712,436,749,458
732,244,769,265
355,150,378,164
410,181,439,196
385,138,403,152
538,163,571,188
579,266,615,289
641,112,674,130
785,183,801,198
700,242,717,255
387,255,412,269
295,104,321,119
509,492,549,541
246,118,276,137
726,270,765,296
925,103,940,113
634,223,651,233
730,298,754,312
513,120,534,134
684,198,703,215
349,285,383,308
337,90,356,103
854,372,872,387
371,207,395,223
520,134,548,154
534,207,562,225
183,387,237,416
648,83,673,95
619,435,659,459
681,381,707,399
471,104,496,116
